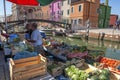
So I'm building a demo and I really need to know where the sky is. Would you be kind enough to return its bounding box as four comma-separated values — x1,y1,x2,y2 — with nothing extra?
0,0,120,16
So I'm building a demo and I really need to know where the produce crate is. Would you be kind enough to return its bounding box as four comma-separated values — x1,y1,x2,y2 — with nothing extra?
9,54,47,80
48,62,65,77
99,57,120,75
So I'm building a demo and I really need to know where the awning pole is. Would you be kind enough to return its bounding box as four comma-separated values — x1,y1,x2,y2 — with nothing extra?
3,0,8,32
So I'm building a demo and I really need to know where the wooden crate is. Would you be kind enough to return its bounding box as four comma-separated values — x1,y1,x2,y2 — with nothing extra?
9,54,47,80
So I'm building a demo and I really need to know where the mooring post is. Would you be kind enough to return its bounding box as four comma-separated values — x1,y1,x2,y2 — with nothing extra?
85,19,90,40
101,32,105,41
98,32,101,40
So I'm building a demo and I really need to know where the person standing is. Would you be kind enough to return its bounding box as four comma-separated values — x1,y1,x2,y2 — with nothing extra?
27,23,43,54
116,20,119,30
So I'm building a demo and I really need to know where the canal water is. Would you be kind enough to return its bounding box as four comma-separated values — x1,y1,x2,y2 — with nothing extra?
52,36,120,60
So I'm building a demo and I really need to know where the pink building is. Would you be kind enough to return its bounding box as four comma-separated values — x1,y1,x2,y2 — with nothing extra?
50,0,61,21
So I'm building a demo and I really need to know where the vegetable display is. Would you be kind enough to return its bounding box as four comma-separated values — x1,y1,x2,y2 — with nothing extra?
65,65,88,80
88,69,110,80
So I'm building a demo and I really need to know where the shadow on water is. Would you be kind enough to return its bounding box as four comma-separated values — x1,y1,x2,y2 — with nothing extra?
52,36,120,60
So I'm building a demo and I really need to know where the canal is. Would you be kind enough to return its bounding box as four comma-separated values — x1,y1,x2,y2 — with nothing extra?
52,36,120,60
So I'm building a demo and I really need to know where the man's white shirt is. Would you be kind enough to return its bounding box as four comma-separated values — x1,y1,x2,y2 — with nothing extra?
31,29,42,47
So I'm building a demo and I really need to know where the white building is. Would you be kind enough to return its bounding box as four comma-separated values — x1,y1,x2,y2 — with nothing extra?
0,15,5,22
61,0,71,23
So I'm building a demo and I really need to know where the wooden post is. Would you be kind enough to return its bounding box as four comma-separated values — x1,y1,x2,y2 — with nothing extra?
101,33,105,41
85,19,90,40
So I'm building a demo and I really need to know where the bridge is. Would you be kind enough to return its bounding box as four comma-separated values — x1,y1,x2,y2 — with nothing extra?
0,19,71,30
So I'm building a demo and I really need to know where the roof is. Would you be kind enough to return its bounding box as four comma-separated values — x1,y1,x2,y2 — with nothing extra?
110,14,118,16
71,0,97,5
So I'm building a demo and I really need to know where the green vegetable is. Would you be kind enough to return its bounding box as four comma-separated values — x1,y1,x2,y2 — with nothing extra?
90,75,99,80
71,74,79,80
65,65,88,80
99,74,109,80
101,69,110,76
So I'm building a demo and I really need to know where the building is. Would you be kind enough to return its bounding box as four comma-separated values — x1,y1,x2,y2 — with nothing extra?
70,0,100,29
12,4,41,21
50,0,61,21
61,0,71,23
12,4,18,21
0,15,5,22
109,14,118,27
34,5,51,26
7,15,13,22
98,4,111,28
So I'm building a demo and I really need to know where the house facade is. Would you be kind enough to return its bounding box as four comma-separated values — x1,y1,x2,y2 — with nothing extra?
61,0,71,23
70,0,100,29
98,4,111,28
50,0,61,21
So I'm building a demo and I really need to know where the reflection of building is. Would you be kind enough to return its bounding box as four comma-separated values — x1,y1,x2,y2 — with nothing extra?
61,0,71,23
70,0,100,28
50,0,61,21
98,4,111,28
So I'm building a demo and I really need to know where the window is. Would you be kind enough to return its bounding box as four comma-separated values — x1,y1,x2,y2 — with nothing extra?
74,20,77,24
62,2,64,6
78,19,82,24
96,8,102,14
57,11,59,14
67,9,70,15
71,19,73,23
68,0,70,4
58,3,60,8
79,5,82,12
50,5,51,8
61,11,63,15
71,7,74,13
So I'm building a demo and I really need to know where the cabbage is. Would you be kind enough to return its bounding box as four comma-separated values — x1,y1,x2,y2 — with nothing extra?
71,74,79,80
101,69,110,76
99,74,108,80
90,75,99,80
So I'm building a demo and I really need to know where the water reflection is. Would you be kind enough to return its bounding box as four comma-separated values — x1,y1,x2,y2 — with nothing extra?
53,36,120,60
87,39,120,50
53,36,120,50
105,48,120,60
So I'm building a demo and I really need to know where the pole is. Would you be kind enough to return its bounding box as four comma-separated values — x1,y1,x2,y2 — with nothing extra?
3,0,8,33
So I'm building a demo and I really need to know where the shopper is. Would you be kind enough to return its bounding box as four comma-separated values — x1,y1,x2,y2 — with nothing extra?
116,20,120,30
27,23,43,54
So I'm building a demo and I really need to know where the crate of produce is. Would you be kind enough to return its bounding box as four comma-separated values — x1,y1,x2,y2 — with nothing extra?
30,72,55,80
65,64,118,80
99,57,120,75
48,62,65,77
9,54,47,80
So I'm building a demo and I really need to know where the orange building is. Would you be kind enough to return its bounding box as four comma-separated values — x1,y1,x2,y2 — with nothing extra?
70,0,100,28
